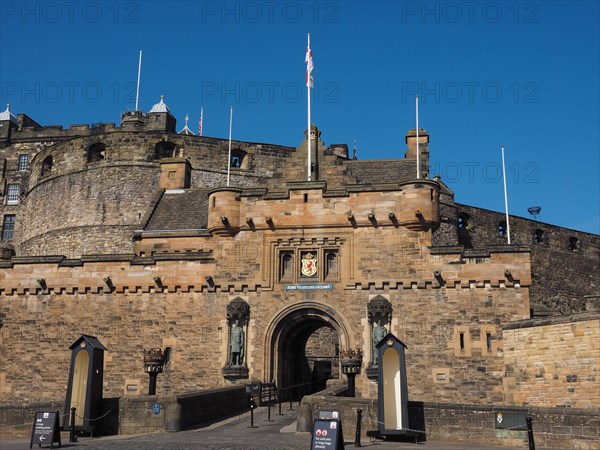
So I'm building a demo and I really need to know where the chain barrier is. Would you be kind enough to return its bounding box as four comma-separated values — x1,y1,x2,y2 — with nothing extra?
73,407,114,422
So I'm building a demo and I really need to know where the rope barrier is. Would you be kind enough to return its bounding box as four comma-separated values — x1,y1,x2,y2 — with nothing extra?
73,407,114,422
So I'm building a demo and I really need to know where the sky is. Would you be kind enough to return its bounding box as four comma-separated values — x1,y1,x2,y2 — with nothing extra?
1,0,598,234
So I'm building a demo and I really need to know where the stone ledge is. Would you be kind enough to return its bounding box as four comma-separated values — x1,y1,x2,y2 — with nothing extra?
503,311,600,330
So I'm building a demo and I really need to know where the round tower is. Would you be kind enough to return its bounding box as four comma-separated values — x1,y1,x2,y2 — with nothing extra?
207,188,242,235
395,179,440,231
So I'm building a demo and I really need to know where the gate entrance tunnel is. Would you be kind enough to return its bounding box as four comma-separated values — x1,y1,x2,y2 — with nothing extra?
270,306,347,400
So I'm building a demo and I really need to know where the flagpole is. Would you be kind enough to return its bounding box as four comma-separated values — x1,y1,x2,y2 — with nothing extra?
501,144,511,244
307,32,312,182
199,107,203,136
227,106,233,187
416,96,420,179
135,50,142,111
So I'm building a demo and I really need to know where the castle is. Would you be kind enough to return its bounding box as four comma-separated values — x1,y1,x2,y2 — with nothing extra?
0,98,598,447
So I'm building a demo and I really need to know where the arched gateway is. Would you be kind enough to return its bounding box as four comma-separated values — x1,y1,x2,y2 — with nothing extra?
265,302,352,393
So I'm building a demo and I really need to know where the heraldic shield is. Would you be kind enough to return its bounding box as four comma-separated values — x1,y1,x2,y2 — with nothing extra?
301,252,317,277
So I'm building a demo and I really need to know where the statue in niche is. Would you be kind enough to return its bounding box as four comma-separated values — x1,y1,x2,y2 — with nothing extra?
228,319,245,367
372,320,387,366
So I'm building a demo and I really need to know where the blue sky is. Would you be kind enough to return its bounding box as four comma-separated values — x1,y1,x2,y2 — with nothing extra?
1,1,598,233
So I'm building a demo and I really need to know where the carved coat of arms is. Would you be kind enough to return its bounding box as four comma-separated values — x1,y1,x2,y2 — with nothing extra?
301,252,317,277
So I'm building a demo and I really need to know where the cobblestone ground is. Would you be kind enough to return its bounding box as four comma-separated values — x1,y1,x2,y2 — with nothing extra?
2,407,523,450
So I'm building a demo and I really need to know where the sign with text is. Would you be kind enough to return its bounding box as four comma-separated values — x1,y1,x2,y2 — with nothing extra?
30,411,61,449
311,418,344,450
318,410,341,420
285,284,333,291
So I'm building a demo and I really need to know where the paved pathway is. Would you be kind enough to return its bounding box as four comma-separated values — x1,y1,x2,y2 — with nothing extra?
2,407,523,450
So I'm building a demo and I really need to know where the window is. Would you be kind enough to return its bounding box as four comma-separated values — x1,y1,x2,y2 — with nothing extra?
18,155,29,172
279,251,294,282
41,156,53,177
486,333,492,352
2,215,15,240
6,184,20,205
498,221,507,237
568,236,578,251
324,250,339,281
533,229,544,244
154,141,176,159
457,213,470,229
230,149,247,169
87,143,106,163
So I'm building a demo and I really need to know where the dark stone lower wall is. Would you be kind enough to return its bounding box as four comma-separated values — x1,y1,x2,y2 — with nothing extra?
178,386,247,430
0,397,119,440
0,400,65,440
300,390,600,449
1,387,248,439
118,386,248,435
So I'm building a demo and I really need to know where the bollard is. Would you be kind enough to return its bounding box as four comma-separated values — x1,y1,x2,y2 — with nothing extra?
526,417,535,450
355,409,362,447
69,407,77,442
278,388,283,416
248,397,257,428
267,388,272,421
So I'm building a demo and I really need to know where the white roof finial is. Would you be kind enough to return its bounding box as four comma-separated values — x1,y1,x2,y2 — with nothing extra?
178,112,195,135
0,103,17,123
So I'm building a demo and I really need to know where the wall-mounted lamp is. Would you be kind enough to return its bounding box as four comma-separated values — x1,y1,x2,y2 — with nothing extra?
504,270,514,282
205,276,215,288
389,212,399,227
220,216,230,227
434,270,445,286
415,210,423,218
153,276,163,290
37,279,47,290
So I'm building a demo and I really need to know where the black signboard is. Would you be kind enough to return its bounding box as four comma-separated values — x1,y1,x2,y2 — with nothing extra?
30,411,61,448
245,383,261,396
311,419,345,450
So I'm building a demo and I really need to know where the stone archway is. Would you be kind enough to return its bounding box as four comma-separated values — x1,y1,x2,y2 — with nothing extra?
265,302,351,397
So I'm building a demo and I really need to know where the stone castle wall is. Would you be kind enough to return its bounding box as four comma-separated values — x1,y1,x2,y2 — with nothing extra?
453,204,599,313
503,313,600,408
0,215,530,407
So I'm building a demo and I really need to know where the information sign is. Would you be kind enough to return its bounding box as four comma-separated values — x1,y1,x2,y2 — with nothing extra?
311,418,345,450
30,411,61,449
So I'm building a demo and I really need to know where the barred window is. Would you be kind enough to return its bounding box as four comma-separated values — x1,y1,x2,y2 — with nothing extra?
6,184,20,205
2,215,15,241
18,155,29,172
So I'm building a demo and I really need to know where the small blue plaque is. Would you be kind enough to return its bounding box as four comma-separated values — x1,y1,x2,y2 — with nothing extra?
152,403,161,415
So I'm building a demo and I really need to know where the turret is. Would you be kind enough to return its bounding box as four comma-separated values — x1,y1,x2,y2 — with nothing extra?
0,104,18,145
207,188,242,235
394,179,440,231
147,95,176,132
